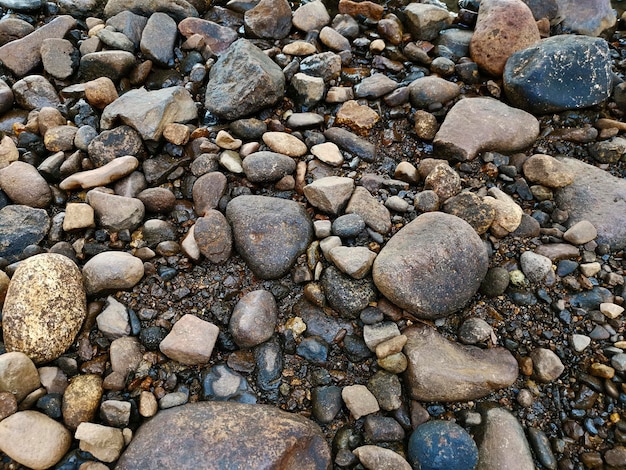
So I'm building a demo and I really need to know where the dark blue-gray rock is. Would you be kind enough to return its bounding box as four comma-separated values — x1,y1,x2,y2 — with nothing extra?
101,86,197,141
87,125,144,167
205,39,285,120
404,325,518,402
311,386,342,423
568,286,613,310
115,402,331,469
226,195,312,279
140,12,177,67
321,266,377,319
323,127,376,162
296,336,329,365
79,50,136,82
103,0,198,22
555,0,616,36
292,298,354,344
242,151,296,183
373,212,488,319
106,11,147,47
408,420,478,470
254,337,283,394
527,427,557,470
503,35,612,114
0,205,50,263
201,364,257,403
555,157,626,250
475,406,535,469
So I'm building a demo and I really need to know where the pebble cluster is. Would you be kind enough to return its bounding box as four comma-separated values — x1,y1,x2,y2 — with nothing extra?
0,0,625,468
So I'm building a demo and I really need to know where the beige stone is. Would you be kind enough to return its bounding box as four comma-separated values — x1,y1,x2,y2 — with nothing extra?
63,202,96,231
75,422,125,463
262,131,308,157
159,314,220,365
62,374,103,430
60,155,139,190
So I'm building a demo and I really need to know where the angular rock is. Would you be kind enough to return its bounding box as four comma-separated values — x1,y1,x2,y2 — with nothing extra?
483,186,523,236
140,12,176,67
328,246,376,279
403,325,518,401
433,97,539,161
469,0,540,76
442,191,495,235
522,154,574,188
321,265,377,319
75,422,125,463
503,35,612,114
345,186,391,234
3,254,86,364
563,220,597,245
555,157,626,249
0,411,71,469
0,352,40,402
555,0,616,36
12,75,60,110
88,125,144,167
373,212,488,319
101,86,197,141
0,205,50,263
82,251,145,295
342,384,379,419
403,3,452,41
303,176,354,215
244,0,292,39
97,296,130,339
226,195,313,279
0,15,76,77
475,406,535,470
87,190,145,232
116,402,331,469
205,39,285,120
178,18,238,55
159,314,219,365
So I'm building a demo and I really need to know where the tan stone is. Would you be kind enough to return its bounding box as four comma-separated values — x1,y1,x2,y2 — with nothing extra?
522,154,574,188
335,100,380,136
62,374,103,430
63,202,96,231
84,77,118,109
75,422,125,463
0,135,18,169
163,123,191,146
60,155,139,190
262,131,308,157
159,314,220,365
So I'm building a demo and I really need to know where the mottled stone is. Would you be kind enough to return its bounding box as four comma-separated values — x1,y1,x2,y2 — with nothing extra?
408,420,478,470
62,374,103,430
116,402,331,469
522,154,574,188
230,290,277,348
194,210,232,263
0,205,50,263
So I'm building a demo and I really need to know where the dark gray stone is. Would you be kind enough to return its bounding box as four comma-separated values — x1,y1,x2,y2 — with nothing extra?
408,420,478,470
323,127,376,162
321,266,377,319
242,151,296,183
87,125,145,167
0,205,50,263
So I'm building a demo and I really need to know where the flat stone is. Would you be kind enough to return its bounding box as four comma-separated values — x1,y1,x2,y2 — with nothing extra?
373,212,488,319
242,151,296,183
345,186,391,234
469,0,540,76
103,0,198,22
563,220,598,245
335,100,380,135
140,12,177,67
0,411,71,469
79,50,136,82
101,86,197,141
533,243,579,261
303,176,354,215
0,15,76,77
88,190,145,232
328,246,376,279
408,76,460,108
88,125,144,168
226,195,313,279
115,402,331,469
244,0,293,40
3,254,86,364
555,157,626,249
60,155,139,190
324,127,375,162
434,97,539,161
82,251,145,295
404,325,518,401
75,422,125,463
354,445,411,470
178,17,239,54
159,314,219,365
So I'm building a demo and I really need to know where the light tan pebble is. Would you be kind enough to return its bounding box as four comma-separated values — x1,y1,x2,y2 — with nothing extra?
377,352,408,373
275,175,295,190
335,100,380,135
590,362,615,379
483,187,523,236
0,269,9,306
285,316,307,336
159,314,220,365
580,262,601,277
601,302,624,319
262,131,308,156
328,246,376,279
282,41,317,56
59,155,139,190
75,422,125,463
563,220,597,245
85,17,104,29
370,39,386,53
38,366,68,394
353,445,412,470
311,141,343,166
63,203,95,231
215,129,242,150
163,123,190,146
80,461,110,470
123,427,133,445
375,334,408,359
84,77,118,109
0,135,18,169
326,86,354,103
0,352,41,402
240,141,260,157
614,341,626,349
219,150,243,173
139,391,158,417
88,23,105,37
62,374,103,430
394,161,419,183
181,225,201,261
341,384,379,419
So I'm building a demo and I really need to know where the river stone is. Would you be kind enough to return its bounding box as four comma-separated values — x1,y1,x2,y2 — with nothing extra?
79,50,136,82
82,251,145,295
87,190,145,232
87,125,145,168
242,151,296,183
178,18,239,54
475,406,535,469
303,176,354,215
60,155,139,190
0,351,40,402
194,210,232,263
555,157,626,250
0,15,76,77
225,195,313,279
0,205,50,263
115,402,330,469
244,0,293,40
503,35,612,114
373,212,487,319
321,265,377,319
3,254,86,364
408,76,460,108
0,160,51,208
230,290,277,348
0,410,71,469
403,325,518,401
408,420,478,470
101,86,197,141
353,445,411,470
103,0,198,22
469,0,540,77
205,39,285,120
403,3,452,41
522,154,574,188
62,374,103,430
555,0,616,36
433,97,539,161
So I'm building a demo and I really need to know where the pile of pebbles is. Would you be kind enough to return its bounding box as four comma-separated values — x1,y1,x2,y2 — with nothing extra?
0,0,626,468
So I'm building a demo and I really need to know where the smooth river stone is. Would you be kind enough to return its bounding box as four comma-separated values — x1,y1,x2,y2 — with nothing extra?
115,402,331,469
403,325,518,402
82,251,145,295
59,155,139,190
3,253,86,364
373,212,488,319
433,97,539,161
225,195,313,279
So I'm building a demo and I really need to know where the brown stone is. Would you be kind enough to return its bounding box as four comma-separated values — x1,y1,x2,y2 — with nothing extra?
470,0,540,76
62,374,103,430
338,0,384,21
335,100,380,136
522,154,574,188
116,402,331,469
193,209,232,264
84,77,118,109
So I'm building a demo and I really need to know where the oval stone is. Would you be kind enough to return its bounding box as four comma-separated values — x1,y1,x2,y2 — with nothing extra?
3,253,86,364
82,251,145,295
408,420,478,470
373,212,488,319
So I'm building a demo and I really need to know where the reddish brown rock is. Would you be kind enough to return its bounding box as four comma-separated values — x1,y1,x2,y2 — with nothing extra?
470,0,540,77
338,0,384,21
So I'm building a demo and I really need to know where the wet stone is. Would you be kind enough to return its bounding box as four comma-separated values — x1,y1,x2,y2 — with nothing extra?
160,314,220,365
408,420,478,470
87,125,144,168
230,290,277,348
0,205,50,263
367,370,402,411
194,210,232,264
311,386,342,423
321,266,377,319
